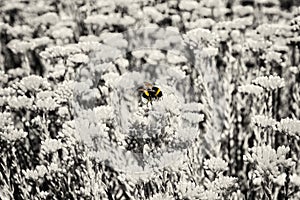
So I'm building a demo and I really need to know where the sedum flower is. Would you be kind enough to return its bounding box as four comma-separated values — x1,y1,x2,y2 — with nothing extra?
79,35,101,43
115,57,129,69
208,175,238,192
262,7,280,15
54,80,74,104
6,25,33,38
41,138,63,153
78,41,103,53
67,53,89,65
94,106,115,121
51,27,74,40
24,165,48,180
0,112,13,129
251,115,277,129
202,47,218,57
184,28,219,48
1,129,28,141
230,17,253,30
190,18,216,29
252,75,285,90
278,118,300,138
30,37,51,50
182,103,205,112
36,97,58,111
244,37,272,52
7,39,31,54
119,15,136,26
238,84,264,96
8,95,34,109
36,91,59,111
182,112,205,124
264,51,282,63
202,0,224,8
233,5,254,17
177,127,199,141
244,145,295,177
40,44,81,59
84,14,119,26
102,72,120,88
57,106,69,118
179,0,199,11
131,49,148,59
32,12,59,26
19,75,50,92
204,157,228,173
143,6,163,22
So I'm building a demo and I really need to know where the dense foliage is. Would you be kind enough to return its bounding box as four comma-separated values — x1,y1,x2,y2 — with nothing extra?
0,0,300,199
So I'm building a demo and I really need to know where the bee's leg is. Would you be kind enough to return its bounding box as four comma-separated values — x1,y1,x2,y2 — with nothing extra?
148,97,152,106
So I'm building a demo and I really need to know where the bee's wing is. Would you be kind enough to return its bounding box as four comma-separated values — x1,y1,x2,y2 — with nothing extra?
137,88,145,92
144,82,153,89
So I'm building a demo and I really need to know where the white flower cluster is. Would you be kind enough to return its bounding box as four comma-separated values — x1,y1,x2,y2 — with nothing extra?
23,165,48,180
277,118,300,138
204,157,228,173
244,145,295,178
1,0,300,199
184,28,220,49
7,39,31,54
238,84,264,96
41,138,63,154
251,115,277,128
252,75,285,90
18,75,51,92
251,115,300,138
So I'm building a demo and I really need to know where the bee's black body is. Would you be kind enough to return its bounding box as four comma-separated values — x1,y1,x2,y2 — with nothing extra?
142,90,152,101
138,83,162,105
149,86,162,99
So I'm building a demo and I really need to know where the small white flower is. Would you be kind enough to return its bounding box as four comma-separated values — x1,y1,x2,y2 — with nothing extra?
51,27,73,40
79,35,101,42
202,47,218,57
30,37,51,50
41,139,63,153
233,5,254,17
252,75,285,90
265,51,282,63
32,12,59,26
239,84,260,95
68,53,89,64
7,39,31,54
182,112,205,124
204,157,228,173
251,115,277,129
278,118,300,137
179,0,199,11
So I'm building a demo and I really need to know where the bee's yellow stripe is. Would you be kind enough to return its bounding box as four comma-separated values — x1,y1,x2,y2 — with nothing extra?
144,91,150,96
155,88,161,96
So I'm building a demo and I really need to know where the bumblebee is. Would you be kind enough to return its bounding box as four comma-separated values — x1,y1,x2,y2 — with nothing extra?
138,82,163,105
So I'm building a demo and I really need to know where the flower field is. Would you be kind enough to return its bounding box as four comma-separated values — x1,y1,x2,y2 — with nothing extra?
1,0,300,199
